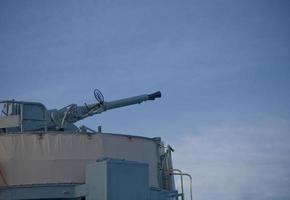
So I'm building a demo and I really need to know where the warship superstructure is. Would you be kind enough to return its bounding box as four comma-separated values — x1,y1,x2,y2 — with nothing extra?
0,90,192,200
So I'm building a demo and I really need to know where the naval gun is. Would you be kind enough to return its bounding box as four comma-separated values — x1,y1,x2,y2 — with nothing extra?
0,90,161,133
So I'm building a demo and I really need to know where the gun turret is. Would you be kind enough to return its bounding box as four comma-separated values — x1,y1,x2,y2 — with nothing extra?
0,90,162,133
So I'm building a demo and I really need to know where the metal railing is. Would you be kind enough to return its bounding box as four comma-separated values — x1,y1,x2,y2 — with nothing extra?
168,169,193,200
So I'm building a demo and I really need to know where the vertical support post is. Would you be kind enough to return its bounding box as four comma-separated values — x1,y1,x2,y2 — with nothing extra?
184,173,193,200
172,169,184,200
20,103,23,132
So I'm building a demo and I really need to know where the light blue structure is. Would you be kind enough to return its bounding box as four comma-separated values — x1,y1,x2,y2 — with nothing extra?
0,90,161,133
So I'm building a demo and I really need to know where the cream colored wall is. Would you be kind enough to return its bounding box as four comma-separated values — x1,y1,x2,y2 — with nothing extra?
0,132,160,187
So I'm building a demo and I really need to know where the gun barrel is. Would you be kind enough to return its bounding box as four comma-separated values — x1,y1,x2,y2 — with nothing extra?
103,91,162,111
47,91,162,130
148,91,161,100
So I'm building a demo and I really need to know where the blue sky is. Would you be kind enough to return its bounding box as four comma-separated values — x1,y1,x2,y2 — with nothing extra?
1,1,290,199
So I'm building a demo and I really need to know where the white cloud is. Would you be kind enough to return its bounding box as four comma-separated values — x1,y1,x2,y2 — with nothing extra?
171,117,290,200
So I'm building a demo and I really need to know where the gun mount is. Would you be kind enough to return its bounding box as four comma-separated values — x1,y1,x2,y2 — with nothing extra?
0,90,161,133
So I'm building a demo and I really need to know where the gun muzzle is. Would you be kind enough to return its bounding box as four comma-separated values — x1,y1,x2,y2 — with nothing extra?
148,91,162,100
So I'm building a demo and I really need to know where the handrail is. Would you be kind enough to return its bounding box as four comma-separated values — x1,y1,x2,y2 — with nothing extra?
183,173,193,200
168,169,184,200
168,169,193,200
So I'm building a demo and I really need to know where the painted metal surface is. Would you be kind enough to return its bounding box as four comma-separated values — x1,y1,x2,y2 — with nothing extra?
0,184,85,200
0,132,161,187
86,159,149,200
0,159,178,200
0,115,19,129
0,91,161,132
0,90,193,200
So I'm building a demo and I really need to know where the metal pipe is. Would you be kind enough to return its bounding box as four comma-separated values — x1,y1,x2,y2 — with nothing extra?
170,171,193,200
76,91,161,120
170,169,184,200
183,173,193,200
103,94,149,110
20,103,23,132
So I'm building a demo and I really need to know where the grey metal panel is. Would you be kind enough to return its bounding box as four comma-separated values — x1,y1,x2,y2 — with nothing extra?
0,184,85,200
86,159,149,200
0,115,19,128
149,187,178,200
107,160,149,200
22,103,46,131
86,161,107,200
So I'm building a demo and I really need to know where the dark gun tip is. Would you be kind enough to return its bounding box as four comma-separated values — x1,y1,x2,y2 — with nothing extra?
148,91,162,100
